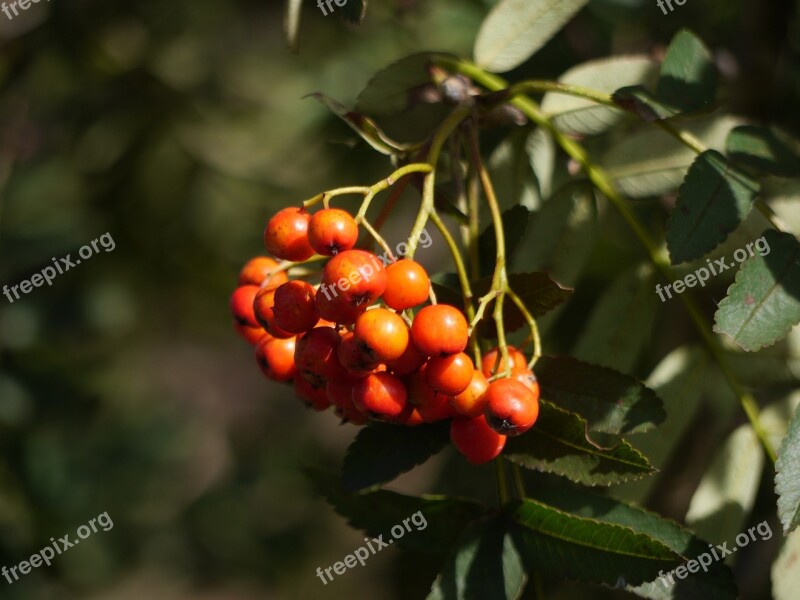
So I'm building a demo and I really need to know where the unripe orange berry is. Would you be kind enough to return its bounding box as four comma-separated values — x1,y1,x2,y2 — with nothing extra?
383,259,430,311
411,304,469,357
354,308,409,362
238,256,289,289
450,370,489,418
481,346,527,377
425,352,474,396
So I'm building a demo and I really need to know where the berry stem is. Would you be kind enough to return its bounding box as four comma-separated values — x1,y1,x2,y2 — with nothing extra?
506,288,542,368
434,56,778,464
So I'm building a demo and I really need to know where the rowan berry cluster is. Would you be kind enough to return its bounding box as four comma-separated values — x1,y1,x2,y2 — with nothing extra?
230,204,541,464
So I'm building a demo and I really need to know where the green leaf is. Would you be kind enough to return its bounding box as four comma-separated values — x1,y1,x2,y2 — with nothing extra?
713,230,800,352
612,85,679,122
772,529,800,600
527,128,556,201
339,0,367,24
504,401,656,486
342,422,450,492
284,0,303,53
355,53,434,116
307,93,412,156
474,0,590,73
657,30,717,112
685,424,764,545
510,498,682,587
490,131,541,211
309,469,487,555
510,184,599,287
542,56,658,136
602,114,742,198
726,125,800,178
427,514,527,600
572,264,659,373
535,356,666,435
666,150,759,264
478,205,531,278
531,484,739,599
776,403,800,534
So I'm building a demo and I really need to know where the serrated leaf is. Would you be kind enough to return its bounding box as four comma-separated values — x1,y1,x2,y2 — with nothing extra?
776,404,800,534
602,114,742,198
307,93,412,156
504,401,656,486
342,422,450,492
355,53,434,116
613,85,679,122
284,0,303,52
510,498,682,587
685,425,764,545
726,125,800,178
339,0,367,24
427,515,526,600
657,30,717,112
666,150,759,264
541,56,659,136
572,264,659,373
510,184,599,287
530,484,739,599
535,356,666,435
713,230,800,351
772,529,800,600
474,0,590,73
309,468,487,555
478,205,531,278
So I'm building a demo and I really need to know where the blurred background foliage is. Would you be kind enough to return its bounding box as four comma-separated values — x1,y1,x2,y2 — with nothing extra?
0,0,797,598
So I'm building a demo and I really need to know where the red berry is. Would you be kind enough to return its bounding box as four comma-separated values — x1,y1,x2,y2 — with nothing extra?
481,346,527,377
253,287,294,339
337,331,380,375
354,308,409,362
273,281,319,333
383,259,430,311
352,372,408,421
264,207,315,262
235,322,269,345
386,338,426,376
510,367,540,397
450,415,506,464
294,327,347,386
411,304,469,357
238,256,289,289
450,370,489,418
231,285,260,329
425,352,474,396
316,250,387,325
293,375,331,411
484,379,539,436
255,336,297,382
308,208,359,256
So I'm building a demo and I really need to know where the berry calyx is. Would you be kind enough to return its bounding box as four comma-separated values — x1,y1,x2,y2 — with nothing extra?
411,304,469,357
353,308,409,362
450,415,506,464
383,259,430,311
484,378,539,436
264,207,315,262
307,208,359,256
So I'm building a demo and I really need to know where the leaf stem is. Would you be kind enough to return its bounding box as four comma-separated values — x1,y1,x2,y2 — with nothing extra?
495,457,510,505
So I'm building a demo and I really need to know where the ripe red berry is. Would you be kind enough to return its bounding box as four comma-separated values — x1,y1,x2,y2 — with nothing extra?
238,256,289,290
264,207,315,262
510,367,540,397
450,415,506,465
417,390,455,423
253,287,294,339
273,281,319,333
352,372,408,421
231,285,268,343
411,304,469,357
450,370,489,418
354,308,409,362
484,379,539,436
326,379,370,425
337,331,380,375
255,336,297,382
307,208,359,256
293,375,331,411
386,338,426,376
425,352,474,396
294,327,347,386
235,322,269,344
481,346,527,378
316,250,387,324
383,259,430,311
